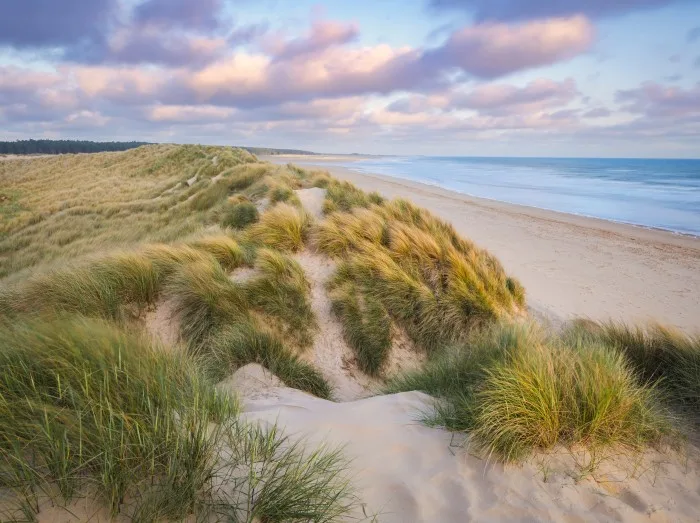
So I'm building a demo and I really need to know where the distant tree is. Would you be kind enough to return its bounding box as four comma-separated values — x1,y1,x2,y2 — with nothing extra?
0,140,151,155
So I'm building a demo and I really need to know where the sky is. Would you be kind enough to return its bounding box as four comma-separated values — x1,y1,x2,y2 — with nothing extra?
1,0,699,157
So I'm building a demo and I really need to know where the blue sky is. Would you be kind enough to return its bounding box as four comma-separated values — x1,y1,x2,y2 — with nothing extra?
1,0,699,157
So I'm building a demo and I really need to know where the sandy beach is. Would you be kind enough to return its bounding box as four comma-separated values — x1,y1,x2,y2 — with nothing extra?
264,155,700,333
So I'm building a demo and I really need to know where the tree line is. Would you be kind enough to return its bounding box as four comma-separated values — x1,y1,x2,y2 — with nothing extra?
0,140,150,155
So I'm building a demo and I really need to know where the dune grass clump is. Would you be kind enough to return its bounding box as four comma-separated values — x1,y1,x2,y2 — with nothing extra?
0,316,352,521
222,200,259,229
165,258,248,352
567,321,700,417
388,322,672,463
209,321,332,399
241,249,316,348
328,275,392,375
247,203,312,252
323,180,384,214
0,237,243,321
317,191,524,354
186,234,243,271
161,249,327,396
0,316,234,517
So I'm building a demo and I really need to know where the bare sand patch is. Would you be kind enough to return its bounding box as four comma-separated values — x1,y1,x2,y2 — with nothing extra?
143,298,180,349
229,266,258,283
293,250,378,401
242,384,700,523
295,187,326,219
217,363,286,402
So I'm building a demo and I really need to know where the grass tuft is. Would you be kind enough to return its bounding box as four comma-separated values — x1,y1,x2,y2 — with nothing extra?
222,200,259,229
328,271,393,375
187,234,243,271
317,193,524,352
0,316,351,520
209,321,332,399
165,257,248,352
247,203,311,252
388,322,673,462
242,249,316,348
566,320,700,418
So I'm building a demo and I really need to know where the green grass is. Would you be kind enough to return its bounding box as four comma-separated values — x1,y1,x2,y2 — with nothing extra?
209,321,332,399
222,200,259,229
0,236,242,321
242,248,316,348
317,191,525,352
388,322,673,463
328,272,393,375
0,316,352,521
165,257,248,352
566,320,700,419
0,145,258,281
323,180,384,214
160,248,327,396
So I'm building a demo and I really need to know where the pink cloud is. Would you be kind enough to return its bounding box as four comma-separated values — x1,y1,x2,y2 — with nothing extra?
437,16,594,78
266,19,359,60
616,82,700,118
146,104,236,123
0,67,61,92
452,78,579,113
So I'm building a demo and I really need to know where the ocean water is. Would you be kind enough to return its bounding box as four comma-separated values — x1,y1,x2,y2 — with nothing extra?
331,156,700,237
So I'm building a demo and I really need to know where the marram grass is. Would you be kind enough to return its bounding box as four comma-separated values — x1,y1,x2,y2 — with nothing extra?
0,236,243,321
388,322,674,462
0,316,353,521
566,320,700,420
246,203,312,252
318,191,525,352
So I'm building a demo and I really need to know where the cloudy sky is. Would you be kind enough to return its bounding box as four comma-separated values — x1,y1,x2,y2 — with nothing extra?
1,0,699,157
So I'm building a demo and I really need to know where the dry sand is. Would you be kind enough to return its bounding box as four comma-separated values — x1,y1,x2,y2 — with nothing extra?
231,365,700,523
266,156,700,333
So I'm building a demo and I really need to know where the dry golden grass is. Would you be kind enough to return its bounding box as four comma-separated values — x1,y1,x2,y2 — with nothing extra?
2,144,695,491
246,203,312,252
318,183,525,352
0,145,256,281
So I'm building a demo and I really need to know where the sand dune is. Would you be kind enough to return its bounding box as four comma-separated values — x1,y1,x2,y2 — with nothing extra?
226,364,700,523
264,157,700,333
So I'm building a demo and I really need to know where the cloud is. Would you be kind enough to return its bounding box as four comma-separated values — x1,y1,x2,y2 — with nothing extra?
430,0,690,21
616,82,700,118
134,0,223,31
583,107,611,118
98,27,228,66
146,104,237,123
180,16,593,106
266,20,359,60
0,0,116,48
430,16,594,78
451,78,579,114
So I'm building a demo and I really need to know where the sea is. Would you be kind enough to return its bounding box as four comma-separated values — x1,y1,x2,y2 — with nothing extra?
320,156,700,237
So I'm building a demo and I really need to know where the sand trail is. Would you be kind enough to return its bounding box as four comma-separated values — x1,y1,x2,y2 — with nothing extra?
293,250,379,401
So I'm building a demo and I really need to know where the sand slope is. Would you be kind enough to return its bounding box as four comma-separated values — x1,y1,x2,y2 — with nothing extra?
232,371,700,523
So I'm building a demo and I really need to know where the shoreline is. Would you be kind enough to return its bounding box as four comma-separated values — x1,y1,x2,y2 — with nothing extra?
263,155,700,332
